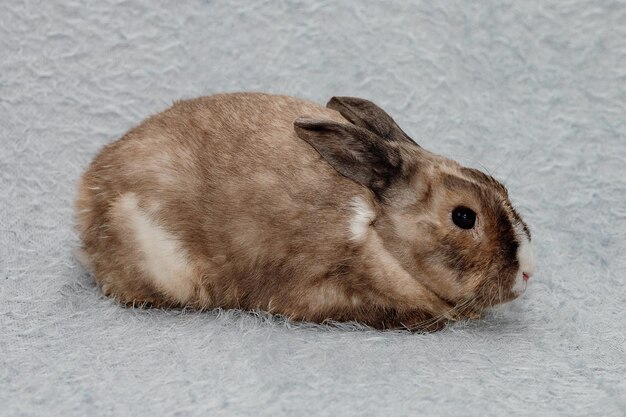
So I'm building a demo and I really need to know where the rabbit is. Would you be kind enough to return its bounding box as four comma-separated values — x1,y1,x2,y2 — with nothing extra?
74,93,535,332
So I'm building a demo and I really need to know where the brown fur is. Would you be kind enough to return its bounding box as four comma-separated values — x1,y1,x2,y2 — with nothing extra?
75,93,531,331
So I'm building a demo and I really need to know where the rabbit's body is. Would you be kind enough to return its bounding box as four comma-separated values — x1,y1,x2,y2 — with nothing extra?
76,93,535,331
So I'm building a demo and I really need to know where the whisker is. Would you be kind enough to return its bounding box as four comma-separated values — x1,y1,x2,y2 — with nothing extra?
504,149,533,184
492,153,514,177
445,154,494,177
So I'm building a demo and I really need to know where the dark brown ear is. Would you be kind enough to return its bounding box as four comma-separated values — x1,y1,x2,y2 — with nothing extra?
293,118,404,196
326,96,418,146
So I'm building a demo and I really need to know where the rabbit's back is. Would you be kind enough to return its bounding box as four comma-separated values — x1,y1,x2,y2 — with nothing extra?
75,93,367,312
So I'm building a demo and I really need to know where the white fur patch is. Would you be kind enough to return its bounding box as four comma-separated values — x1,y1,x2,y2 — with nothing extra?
116,193,195,303
348,197,375,242
512,224,536,295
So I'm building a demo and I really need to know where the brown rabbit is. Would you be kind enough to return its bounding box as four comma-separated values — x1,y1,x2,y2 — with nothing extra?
75,93,535,331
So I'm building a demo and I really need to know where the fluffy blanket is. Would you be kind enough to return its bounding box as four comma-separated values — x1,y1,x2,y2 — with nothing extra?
1,1,624,416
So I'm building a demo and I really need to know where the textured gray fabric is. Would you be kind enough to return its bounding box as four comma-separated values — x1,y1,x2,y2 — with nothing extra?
1,1,625,416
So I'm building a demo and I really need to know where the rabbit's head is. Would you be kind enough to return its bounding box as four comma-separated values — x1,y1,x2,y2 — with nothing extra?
294,97,535,314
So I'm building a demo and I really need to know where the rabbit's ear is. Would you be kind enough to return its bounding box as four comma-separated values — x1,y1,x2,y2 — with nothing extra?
326,96,418,146
293,118,404,196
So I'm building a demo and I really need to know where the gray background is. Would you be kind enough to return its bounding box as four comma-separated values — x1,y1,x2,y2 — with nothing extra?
1,1,625,416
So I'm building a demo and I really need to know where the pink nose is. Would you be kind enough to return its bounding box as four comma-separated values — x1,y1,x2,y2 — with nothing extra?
523,272,531,282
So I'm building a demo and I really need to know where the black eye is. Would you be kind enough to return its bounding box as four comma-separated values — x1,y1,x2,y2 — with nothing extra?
452,206,476,229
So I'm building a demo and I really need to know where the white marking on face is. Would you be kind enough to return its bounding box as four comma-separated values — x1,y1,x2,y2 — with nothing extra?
348,196,376,242
116,193,195,303
512,223,536,295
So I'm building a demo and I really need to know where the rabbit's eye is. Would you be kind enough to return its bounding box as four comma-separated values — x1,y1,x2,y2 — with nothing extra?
452,206,476,229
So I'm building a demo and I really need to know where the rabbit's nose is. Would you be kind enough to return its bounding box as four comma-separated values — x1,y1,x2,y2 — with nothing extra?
522,272,532,282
